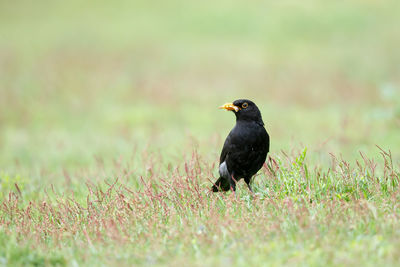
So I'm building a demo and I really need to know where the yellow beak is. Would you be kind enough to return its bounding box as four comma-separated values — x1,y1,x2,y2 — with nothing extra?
219,103,240,112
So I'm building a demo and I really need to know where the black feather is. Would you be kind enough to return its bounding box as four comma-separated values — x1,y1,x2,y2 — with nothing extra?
212,99,270,192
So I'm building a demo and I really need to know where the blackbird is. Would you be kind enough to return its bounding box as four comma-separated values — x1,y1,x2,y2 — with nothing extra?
212,99,269,192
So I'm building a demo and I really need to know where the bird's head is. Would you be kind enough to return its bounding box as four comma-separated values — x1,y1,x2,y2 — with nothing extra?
219,99,264,125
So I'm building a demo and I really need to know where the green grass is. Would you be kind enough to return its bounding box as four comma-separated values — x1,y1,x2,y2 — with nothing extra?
0,0,400,266
1,148,399,266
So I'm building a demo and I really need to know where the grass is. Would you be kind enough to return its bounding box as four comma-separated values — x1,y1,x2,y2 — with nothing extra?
1,0,400,266
1,148,399,266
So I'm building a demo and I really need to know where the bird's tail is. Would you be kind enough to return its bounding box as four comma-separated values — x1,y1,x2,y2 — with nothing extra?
212,177,231,192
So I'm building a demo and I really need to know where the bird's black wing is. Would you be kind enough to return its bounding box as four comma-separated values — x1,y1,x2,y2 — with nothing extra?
219,130,233,165
212,130,235,192
223,123,269,178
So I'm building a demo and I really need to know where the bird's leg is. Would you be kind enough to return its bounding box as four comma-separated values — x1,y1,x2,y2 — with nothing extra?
245,177,255,195
229,176,236,192
229,174,237,197
246,183,254,193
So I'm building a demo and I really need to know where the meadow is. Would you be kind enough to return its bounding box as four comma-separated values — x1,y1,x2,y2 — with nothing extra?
0,0,399,266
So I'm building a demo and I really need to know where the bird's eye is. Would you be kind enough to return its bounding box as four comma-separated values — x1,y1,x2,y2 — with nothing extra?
242,102,248,109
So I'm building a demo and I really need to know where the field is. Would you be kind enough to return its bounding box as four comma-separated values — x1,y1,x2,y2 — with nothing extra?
1,0,400,266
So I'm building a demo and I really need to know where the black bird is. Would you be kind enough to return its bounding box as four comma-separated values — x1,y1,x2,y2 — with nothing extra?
212,99,270,193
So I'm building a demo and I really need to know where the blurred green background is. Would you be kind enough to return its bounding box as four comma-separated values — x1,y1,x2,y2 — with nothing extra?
1,0,399,175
